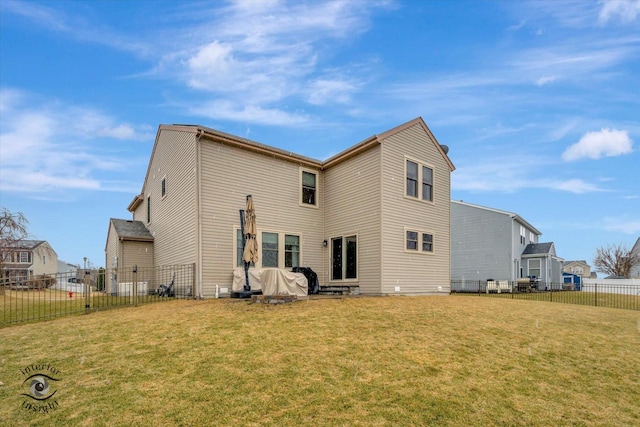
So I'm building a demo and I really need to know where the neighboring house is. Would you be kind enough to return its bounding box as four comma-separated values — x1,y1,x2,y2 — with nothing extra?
106,117,455,297
0,240,58,282
562,260,592,279
451,200,564,287
57,260,79,275
521,242,565,289
630,237,640,278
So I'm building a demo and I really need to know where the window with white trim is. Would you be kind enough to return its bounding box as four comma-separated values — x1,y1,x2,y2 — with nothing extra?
300,169,318,207
284,235,300,268
236,229,301,268
19,252,31,263
528,259,541,278
520,226,526,245
262,232,279,268
405,229,434,253
406,158,434,201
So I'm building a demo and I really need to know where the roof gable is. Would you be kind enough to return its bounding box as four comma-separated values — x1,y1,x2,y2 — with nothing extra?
323,117,455,171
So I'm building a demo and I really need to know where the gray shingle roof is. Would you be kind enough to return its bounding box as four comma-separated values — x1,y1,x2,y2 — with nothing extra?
522,242,554,255
110,219,153,241
0,239,45,249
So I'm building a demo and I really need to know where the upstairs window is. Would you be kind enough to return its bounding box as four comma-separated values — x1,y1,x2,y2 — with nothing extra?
406,161,418,197
161,177,166,198
301,170,317,206
147,195,151,224
422,166,433,202
406,158,434,202
19,252,31,263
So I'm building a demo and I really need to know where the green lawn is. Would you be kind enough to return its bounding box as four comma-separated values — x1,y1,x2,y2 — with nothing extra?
1,296,639,426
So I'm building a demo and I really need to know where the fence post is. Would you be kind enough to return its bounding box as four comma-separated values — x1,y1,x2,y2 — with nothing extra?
133,265,138,307
594,283,598,307
192,263,197,299
84,270,91,312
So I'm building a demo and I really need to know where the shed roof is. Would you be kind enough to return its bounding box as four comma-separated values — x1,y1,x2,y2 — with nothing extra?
522,242,554,256
110,219,154,242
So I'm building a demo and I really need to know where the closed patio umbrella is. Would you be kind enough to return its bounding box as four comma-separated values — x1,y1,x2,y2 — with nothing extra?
241,195,258,293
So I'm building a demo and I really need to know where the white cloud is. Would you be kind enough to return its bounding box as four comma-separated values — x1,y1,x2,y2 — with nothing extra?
598,0,640,24
189,100,310,126
0,89,152,195
536,75,557,86
452,156,607,194
306,78,358,105
164,0,388,123
552,178,606,194
562,128,633,161
603,217,640,234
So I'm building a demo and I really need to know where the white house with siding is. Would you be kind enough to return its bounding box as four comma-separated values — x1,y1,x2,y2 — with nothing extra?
106,117,455,298
630,237,640,278
451,200,564,288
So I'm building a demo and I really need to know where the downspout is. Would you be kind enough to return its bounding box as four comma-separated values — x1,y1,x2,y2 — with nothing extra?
195,129,204,298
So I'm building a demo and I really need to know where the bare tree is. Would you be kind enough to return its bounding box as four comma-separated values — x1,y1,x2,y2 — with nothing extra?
592,243,640,278
0,208,30,276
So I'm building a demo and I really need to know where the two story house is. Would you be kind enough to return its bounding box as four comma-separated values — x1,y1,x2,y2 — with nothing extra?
451,200,564,289
106,117,455,298
0,240,58,282
562,260,594,279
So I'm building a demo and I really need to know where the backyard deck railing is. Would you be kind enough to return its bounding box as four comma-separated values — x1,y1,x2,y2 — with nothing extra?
451,279,640,311
1,264,195,327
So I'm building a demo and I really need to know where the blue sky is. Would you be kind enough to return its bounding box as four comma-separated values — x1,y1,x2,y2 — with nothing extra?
1,0,638,272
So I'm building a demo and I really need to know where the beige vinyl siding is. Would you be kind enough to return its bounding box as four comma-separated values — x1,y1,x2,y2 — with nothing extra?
199,138,324,296
31,243,58,275
324,145,382,294
121,241,154,270
105,222,119,269
133,129,198,271
380,123,451,294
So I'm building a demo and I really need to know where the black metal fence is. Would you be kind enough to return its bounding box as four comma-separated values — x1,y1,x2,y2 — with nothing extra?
451,280,640,311
1,264,195,327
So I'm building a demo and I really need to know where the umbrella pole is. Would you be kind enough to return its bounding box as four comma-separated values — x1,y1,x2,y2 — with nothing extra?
239,209,251,293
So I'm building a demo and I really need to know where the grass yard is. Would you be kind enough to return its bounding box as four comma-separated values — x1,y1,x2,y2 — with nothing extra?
1,289,164,327
1,296,639,426
456,290,640,311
